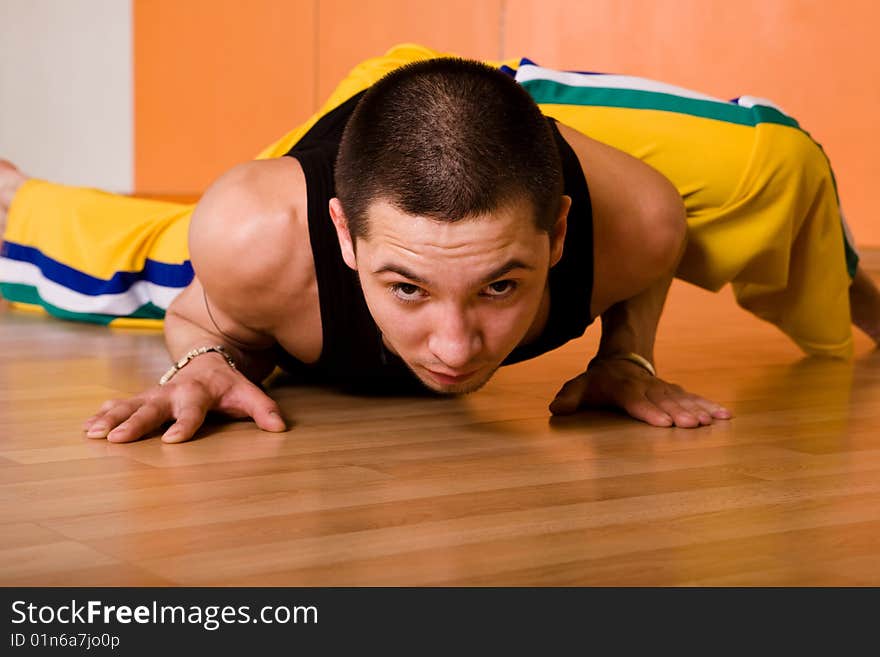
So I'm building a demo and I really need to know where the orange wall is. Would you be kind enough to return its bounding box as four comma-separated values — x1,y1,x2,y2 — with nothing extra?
134,0,317,197
134,0,880,245
504,0,880,247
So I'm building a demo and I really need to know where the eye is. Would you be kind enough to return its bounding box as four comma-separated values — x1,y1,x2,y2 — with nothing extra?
390,282,427,303
482,280,517,297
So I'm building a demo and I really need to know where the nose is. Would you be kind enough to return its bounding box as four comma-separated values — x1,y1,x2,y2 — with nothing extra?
427,307,483,370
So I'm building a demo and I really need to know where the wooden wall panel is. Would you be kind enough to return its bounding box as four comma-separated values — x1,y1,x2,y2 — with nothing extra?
131,0,879,246
503,0,880,246
134,0,317,196
315,0,503,102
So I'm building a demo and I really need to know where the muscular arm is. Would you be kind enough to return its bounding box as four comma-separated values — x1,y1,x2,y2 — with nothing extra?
162,158,304,382
549,123,732,427
84,158,316,442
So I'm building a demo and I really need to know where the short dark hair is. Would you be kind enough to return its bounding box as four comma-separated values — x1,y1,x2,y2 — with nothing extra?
335,57,564,239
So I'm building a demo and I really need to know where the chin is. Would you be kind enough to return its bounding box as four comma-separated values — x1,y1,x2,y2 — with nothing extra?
413,365,499,395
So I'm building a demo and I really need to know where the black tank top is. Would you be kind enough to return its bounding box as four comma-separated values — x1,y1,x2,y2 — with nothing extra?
277,91,594,392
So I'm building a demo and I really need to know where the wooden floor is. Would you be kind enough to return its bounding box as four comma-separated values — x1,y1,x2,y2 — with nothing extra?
2,269,880,586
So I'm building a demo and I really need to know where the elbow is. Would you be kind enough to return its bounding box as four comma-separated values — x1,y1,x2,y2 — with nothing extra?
643,186,687,275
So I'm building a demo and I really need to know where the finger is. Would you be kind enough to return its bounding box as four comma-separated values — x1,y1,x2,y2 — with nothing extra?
85,399,142,438
224,383,287,432
712,407,733,419
650,397,702,428
620,397,674,427
669,392,732,422
644,387,704,428
673,397,714,425
548,376,589,415
106,402,168,443
697,398,733,420
83,399,123,431
162,404,209,443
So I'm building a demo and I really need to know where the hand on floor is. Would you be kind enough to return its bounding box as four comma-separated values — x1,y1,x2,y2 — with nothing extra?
549,358,732,428
82,357,287,443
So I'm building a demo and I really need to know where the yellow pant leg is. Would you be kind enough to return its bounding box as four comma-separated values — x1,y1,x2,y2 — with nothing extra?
1,180,192,327
521,65,855,359
727,125,853,358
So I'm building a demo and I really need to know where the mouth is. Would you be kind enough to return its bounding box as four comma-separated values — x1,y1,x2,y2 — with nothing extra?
424,368,480,386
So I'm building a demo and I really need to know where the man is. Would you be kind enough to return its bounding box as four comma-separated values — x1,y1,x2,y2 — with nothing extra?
2,46,876,443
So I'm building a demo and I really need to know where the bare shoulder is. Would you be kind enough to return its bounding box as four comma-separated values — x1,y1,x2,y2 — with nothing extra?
555,123,686,317
188,157,322,359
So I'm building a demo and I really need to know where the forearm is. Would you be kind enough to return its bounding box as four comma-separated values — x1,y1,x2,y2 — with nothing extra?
595,272,673,364
162,312,272,382
595,229,687,365
163,287,277,383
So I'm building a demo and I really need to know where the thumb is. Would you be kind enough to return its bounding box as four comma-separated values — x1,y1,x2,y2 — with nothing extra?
235,383,288,432
549,375,589,415
255,406,287,433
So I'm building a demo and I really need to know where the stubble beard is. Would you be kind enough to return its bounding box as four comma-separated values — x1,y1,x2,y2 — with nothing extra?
409,362,502,395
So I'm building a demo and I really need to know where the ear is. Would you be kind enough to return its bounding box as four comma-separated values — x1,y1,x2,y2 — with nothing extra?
549,195,571,268
328,197,358,271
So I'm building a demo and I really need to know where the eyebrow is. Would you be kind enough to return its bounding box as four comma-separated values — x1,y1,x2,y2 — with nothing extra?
372,259,535,287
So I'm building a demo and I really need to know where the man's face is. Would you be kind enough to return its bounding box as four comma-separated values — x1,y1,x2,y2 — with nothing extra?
330,197,568,394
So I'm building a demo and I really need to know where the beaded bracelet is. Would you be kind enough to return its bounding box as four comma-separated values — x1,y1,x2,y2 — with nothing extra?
159,345,237,385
